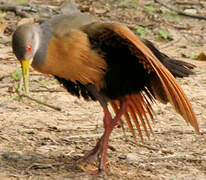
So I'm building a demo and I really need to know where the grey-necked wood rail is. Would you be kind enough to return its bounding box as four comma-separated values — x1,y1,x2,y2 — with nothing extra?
11,9,199,175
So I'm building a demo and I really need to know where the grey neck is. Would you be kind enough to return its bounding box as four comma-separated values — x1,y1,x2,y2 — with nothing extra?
32,22,53,68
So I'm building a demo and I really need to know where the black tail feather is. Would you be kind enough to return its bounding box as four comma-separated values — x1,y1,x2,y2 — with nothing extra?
142,39,196,78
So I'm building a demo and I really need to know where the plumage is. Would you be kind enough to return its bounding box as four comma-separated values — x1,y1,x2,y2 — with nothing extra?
12,10,199,175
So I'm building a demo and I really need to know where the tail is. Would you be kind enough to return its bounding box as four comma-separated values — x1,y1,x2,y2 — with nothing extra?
142,39,196,78
110,93,155,142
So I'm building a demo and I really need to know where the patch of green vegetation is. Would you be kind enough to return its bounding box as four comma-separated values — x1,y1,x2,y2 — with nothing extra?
104,3,110,11
155,29,173,41
53,79,58,85
144,5,155,14
14,82,25,92
159,8,179,21
190,54,198,59
132,0,139,9
199,68,206,73
14,82,20,91
16,0,28,5
37,79,48,86
191,42,202,47
118,0,139,10
11,69,27,92
11,68,22,81
38,103,44,109
136,26,150,37
178,80,184,85
12,94,22,101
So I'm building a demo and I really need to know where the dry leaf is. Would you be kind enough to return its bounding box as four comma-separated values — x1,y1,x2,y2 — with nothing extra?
195,52,206,61
94,8,107,14
0,22,8,35
77,163,97,172
17,18,35,26
47,5,59,9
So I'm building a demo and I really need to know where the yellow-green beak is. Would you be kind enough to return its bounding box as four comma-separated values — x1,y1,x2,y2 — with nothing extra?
21,59,30,93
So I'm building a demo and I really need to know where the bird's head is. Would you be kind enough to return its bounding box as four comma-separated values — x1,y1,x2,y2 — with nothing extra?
12,23,41,93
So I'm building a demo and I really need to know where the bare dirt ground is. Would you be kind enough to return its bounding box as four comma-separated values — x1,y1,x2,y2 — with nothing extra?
0,0,206,179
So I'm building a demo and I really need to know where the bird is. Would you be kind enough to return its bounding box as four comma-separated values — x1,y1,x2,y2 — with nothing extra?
12,10,199,175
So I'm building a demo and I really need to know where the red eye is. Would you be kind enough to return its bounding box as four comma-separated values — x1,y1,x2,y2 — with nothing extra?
27,45,32,52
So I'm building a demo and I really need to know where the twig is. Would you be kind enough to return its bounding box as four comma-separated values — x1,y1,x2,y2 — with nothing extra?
154,0,206,21
160,37,181,49
175,1,204,7
155,130,206,135
15,77,61,111
0,4,31,18
137,155,205,163
128,23,155,31
31,89,64,93
126,139,174,154
18,92,61,111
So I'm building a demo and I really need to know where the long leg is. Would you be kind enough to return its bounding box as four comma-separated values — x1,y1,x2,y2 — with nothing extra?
73,85,129,175
99,98,128,171
74,84,109,164
75,108,111,164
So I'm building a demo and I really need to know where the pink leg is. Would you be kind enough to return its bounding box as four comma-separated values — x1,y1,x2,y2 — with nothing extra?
74,108,112,165
99,99,128,171
71,98,128,176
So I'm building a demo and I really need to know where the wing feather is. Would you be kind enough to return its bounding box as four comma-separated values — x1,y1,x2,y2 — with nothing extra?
108,24,199,134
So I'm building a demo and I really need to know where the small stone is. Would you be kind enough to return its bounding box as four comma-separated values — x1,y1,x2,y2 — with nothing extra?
201,104,206,108
119,155,126,160
126,153,140,163
1,152,21,161
184,9,197,15
193,107,201,115
202,156,206,160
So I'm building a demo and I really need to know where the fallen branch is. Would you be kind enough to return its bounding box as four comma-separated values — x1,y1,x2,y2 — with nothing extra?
160,37,181,49
137,143,174,154
31,89,64,93
18,92,61,111
155,130,206,135
175,1,204,7
137,155,205,163
154,0,206,21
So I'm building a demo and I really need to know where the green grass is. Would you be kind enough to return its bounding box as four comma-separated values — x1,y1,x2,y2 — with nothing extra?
159,8,179,21
155,29,173,41
104,3,110,11
136,26,151,37
16,0,28,5
132,0,139,10
11,69,22,81
144,5,155,14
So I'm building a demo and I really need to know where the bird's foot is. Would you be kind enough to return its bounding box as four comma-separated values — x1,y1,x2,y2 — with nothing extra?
64,169,107,178
74,136,104,166
74,147,100,166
